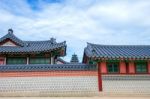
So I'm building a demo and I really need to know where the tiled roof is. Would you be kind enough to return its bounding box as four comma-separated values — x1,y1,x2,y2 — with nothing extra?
0,64,96,72
0,29,66,54
84,43,150,59
57,57,69,64
0,32,25,46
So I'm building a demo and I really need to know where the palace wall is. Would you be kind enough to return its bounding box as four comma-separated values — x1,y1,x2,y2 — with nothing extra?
102,75,150,96
0,71,99,96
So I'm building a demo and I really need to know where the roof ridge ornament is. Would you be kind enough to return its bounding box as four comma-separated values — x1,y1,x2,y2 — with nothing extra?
8,28,13,34
50,37,56,44
87,42,95,52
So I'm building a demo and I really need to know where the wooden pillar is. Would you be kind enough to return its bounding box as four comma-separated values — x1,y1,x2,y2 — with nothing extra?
4,57,6,65
51,57,54,64
120,61,126,74
148,61,150,74
100,61,107,74
98,62,102,91
27,57,29,65
128,61,135,74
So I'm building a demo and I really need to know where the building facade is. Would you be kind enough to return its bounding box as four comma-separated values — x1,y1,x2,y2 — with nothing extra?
83,43,150,94
0,29,66,65
0,29,98,96
0,29,150,96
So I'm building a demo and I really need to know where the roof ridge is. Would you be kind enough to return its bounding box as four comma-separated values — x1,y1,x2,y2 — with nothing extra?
84,42,150,59
87,42,150,47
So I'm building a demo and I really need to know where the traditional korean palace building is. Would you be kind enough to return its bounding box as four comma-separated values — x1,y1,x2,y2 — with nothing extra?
83,43,150,94
0,29,150,96
0,29,97,96
0,29,66,65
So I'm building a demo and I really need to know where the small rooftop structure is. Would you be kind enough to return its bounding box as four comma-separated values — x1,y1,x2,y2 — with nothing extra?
70,54,79,63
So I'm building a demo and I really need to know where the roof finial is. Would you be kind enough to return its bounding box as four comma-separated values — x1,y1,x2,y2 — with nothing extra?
8,28,13,34
50,37,56,44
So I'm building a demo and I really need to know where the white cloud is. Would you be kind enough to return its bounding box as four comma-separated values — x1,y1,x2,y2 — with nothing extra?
0,0,150,62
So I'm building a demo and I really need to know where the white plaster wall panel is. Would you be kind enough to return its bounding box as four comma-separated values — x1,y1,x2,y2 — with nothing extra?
1,41,16,46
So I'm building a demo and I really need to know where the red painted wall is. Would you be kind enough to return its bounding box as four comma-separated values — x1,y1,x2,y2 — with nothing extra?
0,58,4,65
120,61,126,74
99,62,107,74
128,61,135,74
98,64,102,91
0,71,98,77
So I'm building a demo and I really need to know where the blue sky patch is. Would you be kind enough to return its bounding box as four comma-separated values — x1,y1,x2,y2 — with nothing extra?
26,0,64,10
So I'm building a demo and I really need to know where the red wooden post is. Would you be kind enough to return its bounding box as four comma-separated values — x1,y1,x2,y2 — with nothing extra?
98,62,102,91
120,61,126,74
148,61,150,74
128,61,135,74
100,61,107,74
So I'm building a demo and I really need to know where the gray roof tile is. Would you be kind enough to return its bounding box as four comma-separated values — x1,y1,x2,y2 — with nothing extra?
84,43,150,59
0,32,25,46
0,64,96,72
57,57,68,64
0,30,66,54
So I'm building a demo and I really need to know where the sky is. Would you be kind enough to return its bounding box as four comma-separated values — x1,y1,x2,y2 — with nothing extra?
0,0,150,62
